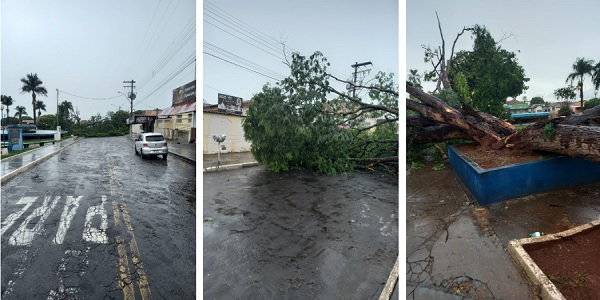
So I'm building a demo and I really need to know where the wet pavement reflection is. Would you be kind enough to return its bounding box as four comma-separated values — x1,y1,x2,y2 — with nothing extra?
204,166,398,299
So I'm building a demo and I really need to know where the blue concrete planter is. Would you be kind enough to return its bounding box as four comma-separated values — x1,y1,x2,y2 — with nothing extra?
448,145,600,205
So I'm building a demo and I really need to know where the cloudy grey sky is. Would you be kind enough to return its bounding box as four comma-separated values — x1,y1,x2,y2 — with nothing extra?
202,0,399,105
1,0,196,120
407,0,600,102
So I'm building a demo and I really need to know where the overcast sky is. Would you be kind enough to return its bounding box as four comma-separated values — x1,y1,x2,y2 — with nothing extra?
1,0,196,120
202,0,399,105
407,0,600,103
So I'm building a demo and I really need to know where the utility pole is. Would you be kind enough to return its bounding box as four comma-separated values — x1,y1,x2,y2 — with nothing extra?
123,80,136,137
351,61,372,98
56,89,59,128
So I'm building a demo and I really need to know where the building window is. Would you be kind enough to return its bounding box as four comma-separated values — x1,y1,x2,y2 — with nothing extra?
177,115,183,123
188,113,193,123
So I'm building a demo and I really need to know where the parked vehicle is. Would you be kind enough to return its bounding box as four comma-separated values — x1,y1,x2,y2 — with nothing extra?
134,133,168,159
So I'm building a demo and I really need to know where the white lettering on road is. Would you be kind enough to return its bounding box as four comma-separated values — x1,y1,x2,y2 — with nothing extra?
54,196,83,244
83,195,108,244
0,197,37,237
9,196,60,246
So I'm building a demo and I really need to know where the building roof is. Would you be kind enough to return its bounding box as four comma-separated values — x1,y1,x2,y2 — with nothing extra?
507,99,524,105
159,101,196,117
504,103,529,110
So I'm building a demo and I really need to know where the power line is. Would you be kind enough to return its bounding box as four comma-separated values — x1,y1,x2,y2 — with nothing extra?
125,0,163,78
203,1,347,79
136,16,196,89
137,22,196,91
57,90,122,101
203,8,287,59
204,19,284,62
204,0,299,56
135,54,196,107
204,41,286,80
204,51,282,81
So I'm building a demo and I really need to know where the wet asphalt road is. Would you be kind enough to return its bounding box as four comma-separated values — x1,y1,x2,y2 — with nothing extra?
1,136,196,299
203,166,398,299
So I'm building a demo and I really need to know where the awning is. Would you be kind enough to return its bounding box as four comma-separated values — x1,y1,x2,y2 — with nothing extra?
159,101,196,117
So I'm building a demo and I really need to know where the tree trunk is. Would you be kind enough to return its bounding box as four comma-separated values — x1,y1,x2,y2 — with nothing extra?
407,83,600,162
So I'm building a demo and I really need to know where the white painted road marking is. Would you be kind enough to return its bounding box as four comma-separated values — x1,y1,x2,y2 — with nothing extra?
54,196,83,244
83,195,108,244
0,197,37,237
9,196,60,246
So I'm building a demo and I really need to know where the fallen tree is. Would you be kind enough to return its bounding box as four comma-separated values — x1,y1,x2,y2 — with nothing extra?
407,83,600,163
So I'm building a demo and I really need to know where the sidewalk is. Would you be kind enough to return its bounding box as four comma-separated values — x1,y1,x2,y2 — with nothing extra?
167,141,196,164
1,137,82,183
202,151,258,172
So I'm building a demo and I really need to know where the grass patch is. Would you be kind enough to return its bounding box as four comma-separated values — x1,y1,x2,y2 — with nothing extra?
514,124,529,131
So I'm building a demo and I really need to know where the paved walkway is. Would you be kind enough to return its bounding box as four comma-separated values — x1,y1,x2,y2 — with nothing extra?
167,141,196,163
407,162,600,299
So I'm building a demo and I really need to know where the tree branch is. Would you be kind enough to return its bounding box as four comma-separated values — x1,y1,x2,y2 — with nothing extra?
327,84,399,116
328,73,399,97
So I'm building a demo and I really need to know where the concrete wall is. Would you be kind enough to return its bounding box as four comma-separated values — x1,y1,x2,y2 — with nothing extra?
203,112,251,154
155,112,195,142
448,145,600,205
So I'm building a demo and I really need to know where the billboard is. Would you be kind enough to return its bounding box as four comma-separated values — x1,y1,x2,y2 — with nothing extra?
172,80,196,105
218,93,243,115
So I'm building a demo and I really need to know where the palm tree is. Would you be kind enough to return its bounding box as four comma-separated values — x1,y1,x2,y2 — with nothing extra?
565,57,595,111
20,73,48,125
1,95,14,125
14,106,28,124
35,100,47,119
593,61,600,91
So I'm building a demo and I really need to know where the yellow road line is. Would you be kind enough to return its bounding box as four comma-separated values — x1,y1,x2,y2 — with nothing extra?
120,203,153,300
109,156,153,300
116,235,135,300
112,201,120,226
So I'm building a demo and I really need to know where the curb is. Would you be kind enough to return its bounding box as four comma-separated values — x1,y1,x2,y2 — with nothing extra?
378,256,399,300
203,161,259,173
508,220,600,300
1,137,82,184
168,150,196,164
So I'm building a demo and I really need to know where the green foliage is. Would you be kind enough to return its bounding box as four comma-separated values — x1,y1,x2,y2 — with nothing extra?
20,73,48,125
500,110,515,123
583,98,597,110
449,25,529,117
244,51,398,175
37,114,57,130
431,88,460,108
530,96,544,105
554,86,577,102
70,110,129,137
432,163,446,171
408,69,422,89
544,122,556,141
411,161,424,170
593,61,600,90
454,72,471,104
243,84,353,175
566,57,595,105
558,106,572,116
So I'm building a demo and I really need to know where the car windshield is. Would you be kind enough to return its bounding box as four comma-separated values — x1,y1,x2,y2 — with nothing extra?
145,135,164,142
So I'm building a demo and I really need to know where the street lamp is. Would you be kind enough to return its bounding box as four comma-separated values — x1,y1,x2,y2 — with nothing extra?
212,134,226,167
